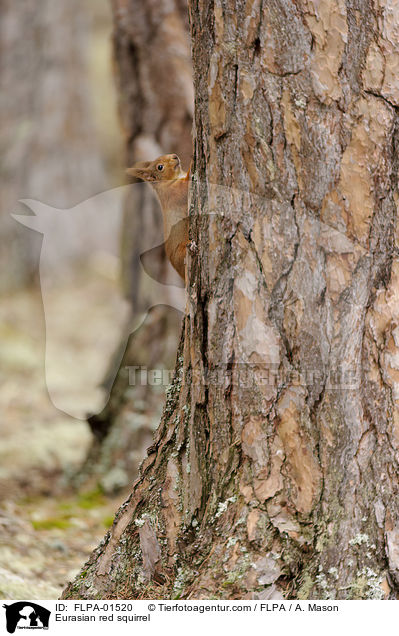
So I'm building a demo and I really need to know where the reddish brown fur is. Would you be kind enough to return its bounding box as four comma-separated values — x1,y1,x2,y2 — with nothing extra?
126,154,190,280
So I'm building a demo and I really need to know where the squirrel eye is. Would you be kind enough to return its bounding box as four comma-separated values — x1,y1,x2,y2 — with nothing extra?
157,164,164,171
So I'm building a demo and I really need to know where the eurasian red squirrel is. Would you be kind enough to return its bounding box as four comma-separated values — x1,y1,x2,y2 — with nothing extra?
126,154,190,280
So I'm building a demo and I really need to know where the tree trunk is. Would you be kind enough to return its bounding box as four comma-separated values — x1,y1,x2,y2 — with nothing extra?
112,0,193,304
63,0,399,600
77,0,193,489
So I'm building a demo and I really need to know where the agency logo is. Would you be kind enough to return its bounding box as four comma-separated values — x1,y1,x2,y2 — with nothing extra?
3,603,50,634
12,185,185,419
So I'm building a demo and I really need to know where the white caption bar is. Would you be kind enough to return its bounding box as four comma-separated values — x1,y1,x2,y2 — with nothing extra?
0,599,393,636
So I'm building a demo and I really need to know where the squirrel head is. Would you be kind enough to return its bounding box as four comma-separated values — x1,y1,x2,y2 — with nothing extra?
126,154,183,184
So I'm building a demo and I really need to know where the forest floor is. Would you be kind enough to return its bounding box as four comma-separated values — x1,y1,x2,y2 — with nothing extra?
0,264,133,599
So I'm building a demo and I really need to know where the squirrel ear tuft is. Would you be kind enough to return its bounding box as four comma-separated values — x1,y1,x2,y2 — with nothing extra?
126,168,147,180
126,161,154,181
126,167,139,177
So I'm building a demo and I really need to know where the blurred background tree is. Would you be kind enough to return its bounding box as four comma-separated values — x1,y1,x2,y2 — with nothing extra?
0,0,193,598
76,0,193,492
0,0,117,291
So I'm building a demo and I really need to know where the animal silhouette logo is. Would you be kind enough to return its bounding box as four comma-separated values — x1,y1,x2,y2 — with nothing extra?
3,602,50,633
12,185,185,419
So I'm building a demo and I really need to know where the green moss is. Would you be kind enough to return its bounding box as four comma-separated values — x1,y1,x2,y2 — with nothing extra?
77,487,105,509
31,517,72,530
57,501,74,512
103,515,115,528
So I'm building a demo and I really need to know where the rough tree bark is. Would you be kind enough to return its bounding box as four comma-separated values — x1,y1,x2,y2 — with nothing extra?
79,0,193,490
64,0,399,599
